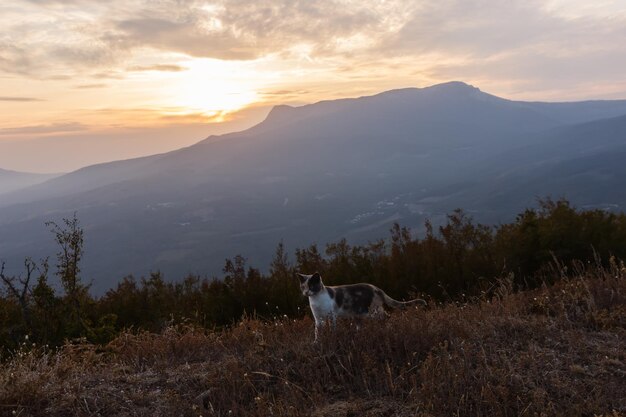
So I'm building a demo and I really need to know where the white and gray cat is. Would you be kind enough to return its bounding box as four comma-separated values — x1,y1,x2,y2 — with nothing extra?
297,272,427,341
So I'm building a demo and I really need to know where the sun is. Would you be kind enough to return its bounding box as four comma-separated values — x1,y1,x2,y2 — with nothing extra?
165,58,259,118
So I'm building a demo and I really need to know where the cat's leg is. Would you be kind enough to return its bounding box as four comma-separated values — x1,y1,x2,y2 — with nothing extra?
314,314,338,343
370,305,389,320
314,318,324,343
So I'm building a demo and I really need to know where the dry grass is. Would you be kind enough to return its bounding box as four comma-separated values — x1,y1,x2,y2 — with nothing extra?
1,265,625,417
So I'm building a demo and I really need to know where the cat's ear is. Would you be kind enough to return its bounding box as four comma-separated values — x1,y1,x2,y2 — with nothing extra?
296,272,307,283
310,272,321,284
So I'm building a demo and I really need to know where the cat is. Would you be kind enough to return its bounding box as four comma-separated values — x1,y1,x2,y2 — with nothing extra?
296,272,427,341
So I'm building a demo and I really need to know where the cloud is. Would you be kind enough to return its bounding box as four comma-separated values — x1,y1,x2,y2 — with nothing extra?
0,0,625,99
127,64,187,72
158,111,226,123
75,83,107,89
108,1,393,60
0,122,88,136
0,96,44,102
386,0,626,58
0,0,407,74
350,0,626,97
0,42,34,75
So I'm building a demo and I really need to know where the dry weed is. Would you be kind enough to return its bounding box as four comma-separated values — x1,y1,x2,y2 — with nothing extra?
1,266,624,417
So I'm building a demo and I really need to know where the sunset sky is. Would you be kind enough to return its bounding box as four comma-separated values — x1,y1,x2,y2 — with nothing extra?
1,0,626,173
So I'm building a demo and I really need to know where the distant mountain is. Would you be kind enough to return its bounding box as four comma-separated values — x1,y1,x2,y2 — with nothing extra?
448,114,626,215
0,168,60,196
1,81,625,293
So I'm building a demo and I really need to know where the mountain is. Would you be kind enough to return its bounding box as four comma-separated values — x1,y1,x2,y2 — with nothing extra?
456,114,626,214
0,168,60,196
1,82,625,293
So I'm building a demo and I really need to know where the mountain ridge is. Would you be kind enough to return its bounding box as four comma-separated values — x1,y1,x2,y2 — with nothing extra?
6,80,626,202
0,167,61,196
1,81,626,293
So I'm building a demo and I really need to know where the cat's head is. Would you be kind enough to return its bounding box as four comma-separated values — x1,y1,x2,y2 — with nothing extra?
296,272,323,296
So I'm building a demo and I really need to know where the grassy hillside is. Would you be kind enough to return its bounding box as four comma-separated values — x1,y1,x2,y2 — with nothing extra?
1,262,624,417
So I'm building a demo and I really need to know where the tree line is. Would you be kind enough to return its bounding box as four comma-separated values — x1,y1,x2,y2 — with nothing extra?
2,198,626,352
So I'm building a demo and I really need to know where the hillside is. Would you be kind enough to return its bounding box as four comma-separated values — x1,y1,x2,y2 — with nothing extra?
422,114,626,215
0,168,60,196
1,265,624,416
1,82,626,292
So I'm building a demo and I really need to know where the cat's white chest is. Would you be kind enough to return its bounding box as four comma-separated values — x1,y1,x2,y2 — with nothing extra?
308,291,335,324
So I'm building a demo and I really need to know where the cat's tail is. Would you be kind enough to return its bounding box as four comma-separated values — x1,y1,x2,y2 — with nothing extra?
382,293,427,310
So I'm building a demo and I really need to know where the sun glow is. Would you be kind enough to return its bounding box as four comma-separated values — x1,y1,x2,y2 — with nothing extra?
163,58,259,120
